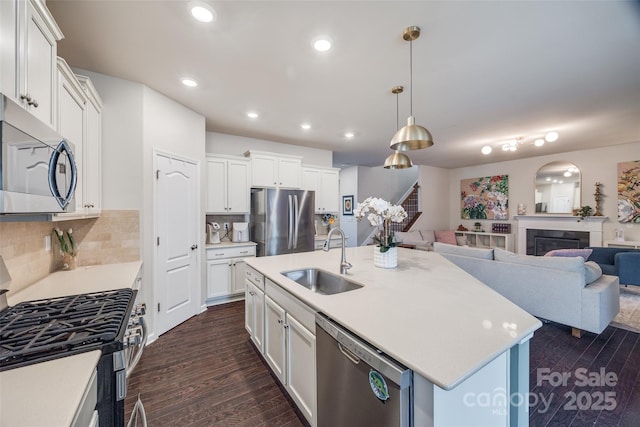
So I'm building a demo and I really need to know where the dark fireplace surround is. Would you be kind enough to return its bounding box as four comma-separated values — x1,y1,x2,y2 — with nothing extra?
526,229,591,256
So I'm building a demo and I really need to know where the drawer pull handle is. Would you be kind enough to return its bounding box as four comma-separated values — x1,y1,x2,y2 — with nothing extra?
240,251,249,254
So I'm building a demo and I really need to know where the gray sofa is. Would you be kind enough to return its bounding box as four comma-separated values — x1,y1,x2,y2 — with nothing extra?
434,243,620,337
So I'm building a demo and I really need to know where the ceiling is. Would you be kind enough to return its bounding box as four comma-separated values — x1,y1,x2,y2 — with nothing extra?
47,1,640,169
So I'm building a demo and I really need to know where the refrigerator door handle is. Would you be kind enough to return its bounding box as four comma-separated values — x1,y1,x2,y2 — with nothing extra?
288,194,294,250
293,195,299,248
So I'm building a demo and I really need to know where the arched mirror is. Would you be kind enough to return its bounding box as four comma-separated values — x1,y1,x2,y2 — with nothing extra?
534,161,581,214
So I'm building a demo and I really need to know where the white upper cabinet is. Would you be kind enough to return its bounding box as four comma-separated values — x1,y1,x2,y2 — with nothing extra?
206,155,250,214
302,166,340,213
1,0,64,128
76,75,103,215
56,57,85,213
55,59,103,218
245,150,301,189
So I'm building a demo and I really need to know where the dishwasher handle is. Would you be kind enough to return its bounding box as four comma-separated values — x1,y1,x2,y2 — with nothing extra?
338,342,360,364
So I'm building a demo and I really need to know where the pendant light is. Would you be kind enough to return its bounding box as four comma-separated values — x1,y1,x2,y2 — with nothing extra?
389,26,434,151
384,86,413,169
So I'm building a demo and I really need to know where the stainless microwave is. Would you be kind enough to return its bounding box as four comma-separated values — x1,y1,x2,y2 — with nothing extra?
1,94,77,214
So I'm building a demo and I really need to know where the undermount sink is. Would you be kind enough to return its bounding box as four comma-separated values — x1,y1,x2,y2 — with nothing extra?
280,268,363,295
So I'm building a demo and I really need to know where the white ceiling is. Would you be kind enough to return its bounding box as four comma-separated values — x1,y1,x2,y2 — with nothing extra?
47,0,640,169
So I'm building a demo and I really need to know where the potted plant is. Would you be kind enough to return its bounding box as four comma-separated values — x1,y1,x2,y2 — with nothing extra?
354,197,407,268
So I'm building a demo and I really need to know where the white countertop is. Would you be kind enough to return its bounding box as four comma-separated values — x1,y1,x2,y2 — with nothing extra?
2,261,143,426
0,350,101,427
246,246,541,390
7,261,143,305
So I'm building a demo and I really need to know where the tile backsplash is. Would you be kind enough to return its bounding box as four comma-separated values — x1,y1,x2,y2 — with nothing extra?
0,210,140,293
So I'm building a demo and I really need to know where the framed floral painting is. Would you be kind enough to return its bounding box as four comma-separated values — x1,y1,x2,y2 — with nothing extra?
618,160,640,223
461,175,509,220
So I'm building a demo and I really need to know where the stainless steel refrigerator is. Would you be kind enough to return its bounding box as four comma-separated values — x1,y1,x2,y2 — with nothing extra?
250,188,315,257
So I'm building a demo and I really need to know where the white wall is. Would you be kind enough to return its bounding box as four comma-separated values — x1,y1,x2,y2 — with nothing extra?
412,165,452,231
76,70,144,209
206,132,333,167
339,166,358,247
448,141,640,243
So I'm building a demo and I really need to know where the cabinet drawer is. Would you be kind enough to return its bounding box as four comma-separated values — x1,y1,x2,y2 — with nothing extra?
265,278,315,332
206,245,256,260
246,265,265,290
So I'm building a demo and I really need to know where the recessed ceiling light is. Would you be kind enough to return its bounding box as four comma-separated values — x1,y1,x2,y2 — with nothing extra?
181,78,198,87
481,146,492,155
190,3,216,23
247,112,258,119
546,177,551,181
564,171,572,177
312,37,332,52
301,123,311,130
545,131,559,142
534,138,545,147
344,131,355,138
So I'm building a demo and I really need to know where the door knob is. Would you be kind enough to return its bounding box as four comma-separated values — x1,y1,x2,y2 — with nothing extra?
190,244,198,250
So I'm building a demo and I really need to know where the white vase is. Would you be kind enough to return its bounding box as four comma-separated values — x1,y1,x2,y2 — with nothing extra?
373,246,398,268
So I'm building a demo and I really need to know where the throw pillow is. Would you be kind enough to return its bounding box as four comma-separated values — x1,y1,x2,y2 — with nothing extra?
419,229,436,244
394,230,422,244
434,242,494,260
435,230,457,245
584,261,603,285
494,248,584,273
544,248,593,262
455,235,468,246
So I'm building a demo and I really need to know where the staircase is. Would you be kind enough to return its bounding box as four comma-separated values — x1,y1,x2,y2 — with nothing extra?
389,183,421,233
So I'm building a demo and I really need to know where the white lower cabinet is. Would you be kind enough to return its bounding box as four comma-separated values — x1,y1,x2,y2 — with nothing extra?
264,295,287,382
245,280,264,352
262,280,316,426
206,245,255,305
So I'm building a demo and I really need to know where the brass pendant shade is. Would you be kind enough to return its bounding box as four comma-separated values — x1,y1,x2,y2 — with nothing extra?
383,151,413,169
389,25,434,152
384,85,414,169
390,116,434,151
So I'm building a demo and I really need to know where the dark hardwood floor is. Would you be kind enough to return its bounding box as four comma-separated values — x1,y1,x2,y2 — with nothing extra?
126,302,640,426
529,322,640,427
124,301,306,426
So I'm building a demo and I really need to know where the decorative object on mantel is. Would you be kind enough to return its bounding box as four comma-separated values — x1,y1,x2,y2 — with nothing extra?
617,160,640,223
457,224,468,231
461,175,509,219
574,206,593,222
593,182,604,216
53,227,77,270
517,203,526,215
474,222,482,232
354,197,407,268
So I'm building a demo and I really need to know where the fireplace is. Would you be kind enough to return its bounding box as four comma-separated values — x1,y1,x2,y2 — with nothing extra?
526,228,590,255
515,215,606,255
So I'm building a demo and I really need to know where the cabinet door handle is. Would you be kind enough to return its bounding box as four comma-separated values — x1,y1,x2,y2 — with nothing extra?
277,319,283,324
191,244,198,250
215,253,224,256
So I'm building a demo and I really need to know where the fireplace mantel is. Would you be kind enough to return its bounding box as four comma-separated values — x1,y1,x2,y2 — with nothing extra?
514,215,607,254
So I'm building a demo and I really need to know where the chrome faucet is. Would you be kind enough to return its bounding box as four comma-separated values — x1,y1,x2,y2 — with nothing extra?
324,227,352,274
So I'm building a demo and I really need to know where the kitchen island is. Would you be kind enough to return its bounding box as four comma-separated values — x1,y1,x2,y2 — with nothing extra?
246,246,542,426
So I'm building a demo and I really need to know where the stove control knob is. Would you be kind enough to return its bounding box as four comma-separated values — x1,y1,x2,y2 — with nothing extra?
133,303,146,316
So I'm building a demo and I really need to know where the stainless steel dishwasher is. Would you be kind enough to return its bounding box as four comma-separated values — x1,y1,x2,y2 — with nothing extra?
315,313,412,427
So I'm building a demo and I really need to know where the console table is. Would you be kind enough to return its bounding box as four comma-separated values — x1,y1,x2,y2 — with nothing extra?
604,240,640,249
456,231,512,252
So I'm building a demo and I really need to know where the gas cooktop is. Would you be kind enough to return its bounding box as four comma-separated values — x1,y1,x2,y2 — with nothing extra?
0,288,134,371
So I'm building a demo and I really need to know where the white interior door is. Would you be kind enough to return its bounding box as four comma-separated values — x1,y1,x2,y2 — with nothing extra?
156,152,200,336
